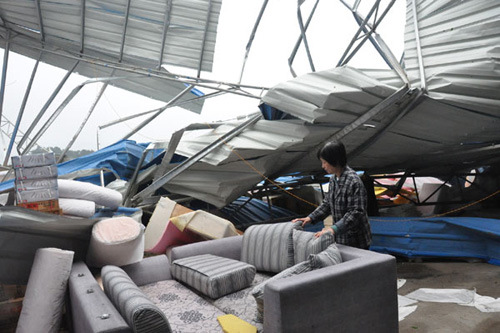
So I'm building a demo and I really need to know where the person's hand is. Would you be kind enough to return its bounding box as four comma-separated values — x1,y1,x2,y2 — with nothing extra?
292,216,312,228
314,227,334,238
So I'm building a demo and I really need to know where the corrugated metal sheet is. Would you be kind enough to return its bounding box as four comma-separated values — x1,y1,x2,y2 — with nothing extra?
0,0,222,111
150,0,500,207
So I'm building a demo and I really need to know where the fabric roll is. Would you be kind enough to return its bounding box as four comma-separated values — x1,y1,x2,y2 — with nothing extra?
59,198,96,218
58,179,122,209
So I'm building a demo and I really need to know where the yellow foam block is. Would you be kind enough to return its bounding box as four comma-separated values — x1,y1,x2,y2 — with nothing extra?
217,314,257,333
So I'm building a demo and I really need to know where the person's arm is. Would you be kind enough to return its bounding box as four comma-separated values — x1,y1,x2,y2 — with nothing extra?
333,181,367,234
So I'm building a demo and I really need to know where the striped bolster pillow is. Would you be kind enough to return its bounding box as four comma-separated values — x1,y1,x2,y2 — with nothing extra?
241,221,302,273
171,254,256,299
101,265,171,333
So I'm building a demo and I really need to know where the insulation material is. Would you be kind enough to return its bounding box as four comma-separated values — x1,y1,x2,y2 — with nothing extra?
59,198,96,218
16,247,74,333
86,217,144,268
170,210,239,239
405,288,500,313
58,179,122,209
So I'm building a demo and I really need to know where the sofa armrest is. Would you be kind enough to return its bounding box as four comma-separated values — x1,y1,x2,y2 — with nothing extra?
121,254,171,286
263,249,398,333
170,236,243,262
69,261,131,333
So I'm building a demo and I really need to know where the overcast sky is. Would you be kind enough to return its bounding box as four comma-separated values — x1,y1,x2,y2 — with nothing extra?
0,0,405,156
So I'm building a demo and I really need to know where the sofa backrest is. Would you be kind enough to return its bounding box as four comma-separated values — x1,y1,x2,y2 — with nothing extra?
241,221,302,273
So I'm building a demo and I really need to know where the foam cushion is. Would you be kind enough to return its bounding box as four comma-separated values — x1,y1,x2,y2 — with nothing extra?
101,265,171,333
171,254,256,299
241,221,302,273
16,248,74,333
292,229,334,264
86,216,144,267
309,243,343,268
251,261,313,321
59,198,96,218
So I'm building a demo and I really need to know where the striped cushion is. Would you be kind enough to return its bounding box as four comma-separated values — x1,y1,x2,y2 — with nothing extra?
101,265,171,333
241,221,302,273
293,229,334,264
309,244,343,268
171,254,256,299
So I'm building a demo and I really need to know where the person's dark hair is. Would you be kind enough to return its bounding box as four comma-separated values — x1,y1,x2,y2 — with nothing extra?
317,141,347,167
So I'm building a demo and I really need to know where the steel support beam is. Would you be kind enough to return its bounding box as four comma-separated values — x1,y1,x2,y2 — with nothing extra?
0,30,9,127
197,0,212,78
80,0,86,53
239,0,269,83
131,113,262,205
119,0,132,63
296,0,317,73
411,0,427,90
4,52,41,165
57,82,107,163
288,0,319,77
158,0,173,69
17,60,79,153
121,84,193,141
35,0,45,42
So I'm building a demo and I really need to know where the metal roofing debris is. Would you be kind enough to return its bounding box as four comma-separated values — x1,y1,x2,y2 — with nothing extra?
0,0,223,111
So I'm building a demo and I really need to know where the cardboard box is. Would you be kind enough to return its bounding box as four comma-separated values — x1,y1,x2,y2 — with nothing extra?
15,187,58,204
17,199,61,214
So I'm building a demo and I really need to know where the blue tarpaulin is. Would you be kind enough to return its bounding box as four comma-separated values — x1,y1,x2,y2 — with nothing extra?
370,217,500,266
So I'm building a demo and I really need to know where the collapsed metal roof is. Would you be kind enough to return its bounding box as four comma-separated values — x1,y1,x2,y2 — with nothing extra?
0,0,222,109
130,0,500,208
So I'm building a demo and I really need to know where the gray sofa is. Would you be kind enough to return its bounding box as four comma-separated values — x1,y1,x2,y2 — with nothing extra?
68,229,398,333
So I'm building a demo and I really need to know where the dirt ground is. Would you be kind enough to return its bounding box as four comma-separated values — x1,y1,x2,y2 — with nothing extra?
397,260,500,333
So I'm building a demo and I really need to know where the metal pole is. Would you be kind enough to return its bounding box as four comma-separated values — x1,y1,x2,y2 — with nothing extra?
337,0,381,67
288,0,319,77
123,148,150,206
119,0,132,63
157,0,173,69
411,0,427,90
121,84,194,140
17,60,80,152
239,0,269,83
35,0,45,42
197,0,212,78
4,52,41,165
297,1,315,73
0,30,10,129
57,82,108,163
80,0,86,53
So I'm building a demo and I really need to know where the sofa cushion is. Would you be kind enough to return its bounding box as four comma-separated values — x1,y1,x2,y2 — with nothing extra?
241,221,302,273
251,261,313,320
309,243,343,268
171,254,256,299
101,265,171,333
292,229,335,264
141,280,226,333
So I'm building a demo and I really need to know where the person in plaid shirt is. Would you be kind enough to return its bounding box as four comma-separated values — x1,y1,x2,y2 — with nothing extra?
293,141,372,249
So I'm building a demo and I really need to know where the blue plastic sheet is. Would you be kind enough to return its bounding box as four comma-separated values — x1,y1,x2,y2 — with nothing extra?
370,217,500,266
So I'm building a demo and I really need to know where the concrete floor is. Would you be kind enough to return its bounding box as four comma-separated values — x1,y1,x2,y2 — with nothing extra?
397,260,500,333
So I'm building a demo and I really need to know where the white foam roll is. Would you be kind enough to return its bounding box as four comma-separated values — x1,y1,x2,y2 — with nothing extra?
16,247,74,333
58,179,123,209
59,198,96,218
86,217,144,268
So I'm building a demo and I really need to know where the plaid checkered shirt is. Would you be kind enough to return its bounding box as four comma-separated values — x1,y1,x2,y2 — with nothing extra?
308,166,372,249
